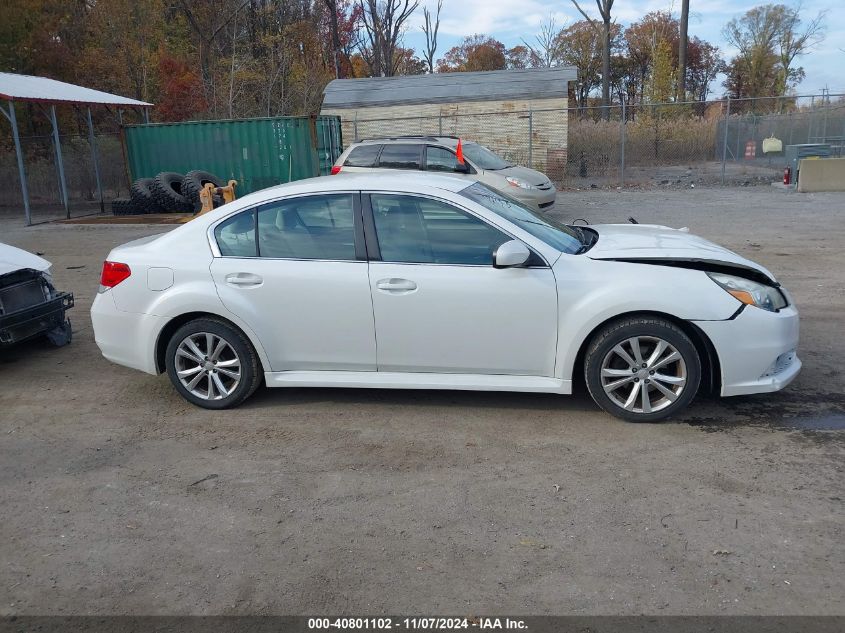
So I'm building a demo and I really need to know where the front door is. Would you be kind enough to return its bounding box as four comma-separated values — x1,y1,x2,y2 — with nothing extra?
364,193,558,376
210,192,376,372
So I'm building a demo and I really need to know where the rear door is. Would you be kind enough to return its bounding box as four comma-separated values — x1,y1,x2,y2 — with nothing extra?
209,192,377,372
363,192,558,376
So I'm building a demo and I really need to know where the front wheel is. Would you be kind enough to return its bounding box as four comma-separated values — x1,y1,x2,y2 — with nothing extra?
585,317,701,422
165,318,262,409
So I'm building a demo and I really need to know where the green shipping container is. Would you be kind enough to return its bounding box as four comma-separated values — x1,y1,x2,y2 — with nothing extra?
124,115,343,195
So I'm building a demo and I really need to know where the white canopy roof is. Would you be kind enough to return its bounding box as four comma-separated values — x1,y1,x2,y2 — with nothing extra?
0,72,152,107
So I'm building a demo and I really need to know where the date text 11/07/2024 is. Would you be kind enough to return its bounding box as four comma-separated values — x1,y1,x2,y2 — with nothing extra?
307,618,528,630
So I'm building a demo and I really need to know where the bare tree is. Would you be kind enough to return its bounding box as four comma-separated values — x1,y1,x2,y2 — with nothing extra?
179,0,251,100
678,0,689,100
570,0,614,118
775,2,827,96
357,0,419,77
521,15,563,68
422,0,442,74
324,0,345,78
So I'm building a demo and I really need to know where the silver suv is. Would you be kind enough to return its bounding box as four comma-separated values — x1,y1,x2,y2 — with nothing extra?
331,136,556,211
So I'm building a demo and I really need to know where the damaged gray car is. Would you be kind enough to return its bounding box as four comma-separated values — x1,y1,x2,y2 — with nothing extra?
0,243,73,347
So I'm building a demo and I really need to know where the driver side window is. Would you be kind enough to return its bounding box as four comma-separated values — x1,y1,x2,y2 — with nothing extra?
369,194,509,265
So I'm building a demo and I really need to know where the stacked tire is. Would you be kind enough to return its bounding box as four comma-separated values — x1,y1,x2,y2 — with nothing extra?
112,170,224,216
130,178,166,214
111,198,139,216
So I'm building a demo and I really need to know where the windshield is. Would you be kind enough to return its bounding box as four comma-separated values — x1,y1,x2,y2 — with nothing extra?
459,182,584,255
461,143,513,170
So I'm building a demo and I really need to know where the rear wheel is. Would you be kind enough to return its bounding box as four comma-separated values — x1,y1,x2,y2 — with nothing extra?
585,317,700,422
165,318,261,409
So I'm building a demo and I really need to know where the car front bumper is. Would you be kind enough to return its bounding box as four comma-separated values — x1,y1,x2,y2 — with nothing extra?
508,186,557,211
0,292,73,345
693,304,801,397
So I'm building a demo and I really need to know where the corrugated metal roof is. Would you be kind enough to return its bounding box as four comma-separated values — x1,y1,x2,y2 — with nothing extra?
0,72,152,106
322,67,577,109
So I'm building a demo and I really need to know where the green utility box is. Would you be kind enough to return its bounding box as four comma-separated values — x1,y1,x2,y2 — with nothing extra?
124,115,343,195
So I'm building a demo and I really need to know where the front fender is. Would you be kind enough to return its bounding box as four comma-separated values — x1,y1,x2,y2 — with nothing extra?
553,257,740,381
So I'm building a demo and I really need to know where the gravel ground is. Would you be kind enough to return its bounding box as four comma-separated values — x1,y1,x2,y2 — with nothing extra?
0,185,842,616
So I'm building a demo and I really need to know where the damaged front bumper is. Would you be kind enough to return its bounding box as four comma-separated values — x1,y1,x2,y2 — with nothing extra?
693,304,801,397
0,269,74,346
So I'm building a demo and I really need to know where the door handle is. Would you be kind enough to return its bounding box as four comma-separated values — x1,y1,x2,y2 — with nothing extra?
225,272,263,287
376,278,417,293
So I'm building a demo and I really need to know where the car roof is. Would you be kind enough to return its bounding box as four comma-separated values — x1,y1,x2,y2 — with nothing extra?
354,136,460,148
219,172,471,210
187,172,475,230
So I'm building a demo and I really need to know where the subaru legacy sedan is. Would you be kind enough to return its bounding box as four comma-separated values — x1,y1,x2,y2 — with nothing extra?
91,173,799,422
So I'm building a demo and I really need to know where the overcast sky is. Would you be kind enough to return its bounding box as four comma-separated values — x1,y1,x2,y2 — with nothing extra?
402,0,843,97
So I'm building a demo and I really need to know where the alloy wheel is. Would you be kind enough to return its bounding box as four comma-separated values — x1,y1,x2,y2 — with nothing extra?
174,332,241,400
599,336,687,414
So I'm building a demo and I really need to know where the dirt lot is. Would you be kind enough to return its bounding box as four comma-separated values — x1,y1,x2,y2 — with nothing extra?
0,185,843,616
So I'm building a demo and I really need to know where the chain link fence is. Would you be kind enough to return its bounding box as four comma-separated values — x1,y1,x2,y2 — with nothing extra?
343,93,845,188
0,132,127,221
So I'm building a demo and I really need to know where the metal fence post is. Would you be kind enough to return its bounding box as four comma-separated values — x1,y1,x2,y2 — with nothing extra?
2,101,32,226
86,107,105,214
721,97,731,185
50,105,70,218
808,96,814,143
353,111,359,142
438,112,442,136
528,108,533,169
620,97,626,186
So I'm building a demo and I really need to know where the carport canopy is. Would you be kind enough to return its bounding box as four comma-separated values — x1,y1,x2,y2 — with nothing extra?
0,72,153,225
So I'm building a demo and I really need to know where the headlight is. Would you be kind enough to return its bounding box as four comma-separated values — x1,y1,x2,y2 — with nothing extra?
506,177,535,190
707,272,788,312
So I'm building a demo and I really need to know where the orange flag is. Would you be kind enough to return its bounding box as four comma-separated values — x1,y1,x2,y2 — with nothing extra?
456,138,465,164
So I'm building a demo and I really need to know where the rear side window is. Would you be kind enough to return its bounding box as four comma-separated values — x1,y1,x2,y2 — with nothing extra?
344,144,381,167
378,144,422,170
257,194,356,260
214,211,257,257
426,146,457,172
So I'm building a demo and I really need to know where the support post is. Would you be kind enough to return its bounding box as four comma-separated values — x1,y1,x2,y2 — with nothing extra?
721,97,731,186
620,97,626,186
1,101,32,226
438,112,442,136
353,111,359,142
50,105,70,218
143,107,150,124
86,108,105,214
528,107,533,169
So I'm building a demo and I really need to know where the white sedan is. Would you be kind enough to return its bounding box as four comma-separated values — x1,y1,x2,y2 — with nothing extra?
91,173,800,422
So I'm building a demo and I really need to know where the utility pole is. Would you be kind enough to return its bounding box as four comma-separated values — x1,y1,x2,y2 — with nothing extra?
678,0,689,101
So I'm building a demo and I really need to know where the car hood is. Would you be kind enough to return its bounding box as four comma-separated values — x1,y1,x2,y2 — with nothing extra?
494,165,552,187
0,242,51,276
587,223,777,282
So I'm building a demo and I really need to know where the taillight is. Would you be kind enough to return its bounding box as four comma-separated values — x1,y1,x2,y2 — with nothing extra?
100,261,131,289
330,165,341,175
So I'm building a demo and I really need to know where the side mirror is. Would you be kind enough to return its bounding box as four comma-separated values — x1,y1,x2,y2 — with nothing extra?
493,240,531,269
454,161,470,174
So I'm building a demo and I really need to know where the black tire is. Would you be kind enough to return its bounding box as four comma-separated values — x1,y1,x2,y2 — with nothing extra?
181,170,223,213
585,316,701,423
150,172,193,213
111,198,143,216
165,317,262,409
130,178,166,214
